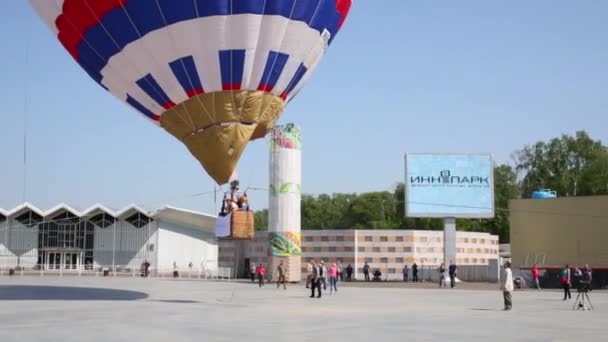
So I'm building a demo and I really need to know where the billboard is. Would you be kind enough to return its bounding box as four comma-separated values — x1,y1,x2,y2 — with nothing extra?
404,153,495,218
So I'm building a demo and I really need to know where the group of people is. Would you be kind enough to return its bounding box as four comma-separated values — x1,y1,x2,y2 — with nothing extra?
503,262,595,311
559,264,593,301
249,261,288,290
219,179,249,216
437,261,458,288
306,260,341,298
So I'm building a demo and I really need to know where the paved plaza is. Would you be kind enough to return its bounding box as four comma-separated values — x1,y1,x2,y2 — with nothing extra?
0,277,605,342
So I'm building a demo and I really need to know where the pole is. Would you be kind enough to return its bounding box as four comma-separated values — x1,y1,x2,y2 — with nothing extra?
443,217,456,267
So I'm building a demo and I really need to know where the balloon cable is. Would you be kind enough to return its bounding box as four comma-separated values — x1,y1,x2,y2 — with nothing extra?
22,14,32,203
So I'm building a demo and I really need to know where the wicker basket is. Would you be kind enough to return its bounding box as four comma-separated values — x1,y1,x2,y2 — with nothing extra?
229,210,255,240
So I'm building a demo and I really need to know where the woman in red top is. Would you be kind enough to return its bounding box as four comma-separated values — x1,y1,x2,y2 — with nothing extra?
257,264,266,288
531,264,541,289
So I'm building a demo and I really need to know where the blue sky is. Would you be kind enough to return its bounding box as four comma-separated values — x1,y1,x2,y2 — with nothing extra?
0,1,606,214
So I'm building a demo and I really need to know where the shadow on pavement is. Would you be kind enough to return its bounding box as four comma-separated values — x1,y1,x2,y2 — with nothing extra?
0,285,148,301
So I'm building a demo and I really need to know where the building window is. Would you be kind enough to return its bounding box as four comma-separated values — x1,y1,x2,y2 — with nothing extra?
464,238,469,243
336,236,344,242
15,210,43,227
395,236,403,242
328,246,337,252
125,212,151,228
416,247,421,253
365,257,372,263
480,239,485,244
313,247,321,252
344,247,353,252
420,236,427,242
404,247,412,252
373,247,380,253
305,236,314,242
380,257,388,263
396,257,404,263
321,236,329,242
89,213,115,228
380,236,388,242
365,236,373,242
389,268,397,274
358,247,365,252
472,238,477,244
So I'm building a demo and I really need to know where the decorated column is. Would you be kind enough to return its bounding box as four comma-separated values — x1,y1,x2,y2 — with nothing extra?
268,124,302,282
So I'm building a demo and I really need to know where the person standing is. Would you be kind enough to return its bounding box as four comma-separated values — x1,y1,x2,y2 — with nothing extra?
438,263,446,288
249,263,256,283
448,261,457,289
346,264,353,282
402,264,409,282
306,260,314,288
583,264,593,291
337,260,343,282
276,260,287,290
329,263,338,294
363,262,371,282
320,261,328,290
257,264,266,288
531,264,540,289
502,261,514,310
412,262,419,282
561,264,571,300
310,261,322,298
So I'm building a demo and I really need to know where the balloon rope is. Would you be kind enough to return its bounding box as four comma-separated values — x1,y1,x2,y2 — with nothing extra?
22,9,32,203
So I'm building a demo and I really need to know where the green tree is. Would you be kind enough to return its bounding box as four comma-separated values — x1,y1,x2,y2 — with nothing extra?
254,209,268,231
515,131,608,197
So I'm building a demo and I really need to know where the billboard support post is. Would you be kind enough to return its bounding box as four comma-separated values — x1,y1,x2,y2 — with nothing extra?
443,217,456,265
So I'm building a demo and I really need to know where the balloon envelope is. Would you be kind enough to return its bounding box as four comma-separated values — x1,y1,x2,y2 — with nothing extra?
30,0,352,184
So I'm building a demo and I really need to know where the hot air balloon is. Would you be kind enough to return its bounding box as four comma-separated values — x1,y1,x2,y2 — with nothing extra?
30,0,352,185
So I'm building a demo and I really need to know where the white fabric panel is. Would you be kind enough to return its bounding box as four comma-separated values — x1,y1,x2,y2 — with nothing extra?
286,31,328,101
269,148,301,234
216,214,231,238
29,0,64,34
229,14,263,89
271,58,303,97
246,16,290,90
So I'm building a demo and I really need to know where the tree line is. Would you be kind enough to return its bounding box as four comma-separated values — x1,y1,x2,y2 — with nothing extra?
255,131,608,242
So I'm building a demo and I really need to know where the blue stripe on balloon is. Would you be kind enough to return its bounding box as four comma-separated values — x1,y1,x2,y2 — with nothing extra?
169,56,204,95
126,95,159,121
282,63,308,98
258,51,289,91
136,74,173,108
219,50,246,90
76,0,342,85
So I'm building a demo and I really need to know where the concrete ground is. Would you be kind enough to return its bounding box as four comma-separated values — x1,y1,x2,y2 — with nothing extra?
0,277,605,342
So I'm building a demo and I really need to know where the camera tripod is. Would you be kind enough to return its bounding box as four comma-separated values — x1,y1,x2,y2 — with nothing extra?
572,286,594,311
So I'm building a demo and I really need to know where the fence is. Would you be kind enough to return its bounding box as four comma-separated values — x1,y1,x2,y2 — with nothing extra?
0,265,233,281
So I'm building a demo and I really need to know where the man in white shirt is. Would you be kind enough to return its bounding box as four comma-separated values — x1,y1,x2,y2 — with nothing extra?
502,261,514,311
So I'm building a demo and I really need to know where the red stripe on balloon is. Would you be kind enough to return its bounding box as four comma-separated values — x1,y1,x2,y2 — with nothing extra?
55,0,125,60
187,88,205,97
222,84,241,91
162,101,176,110
335,0,352,29
257,84,274,92
152,114,161,121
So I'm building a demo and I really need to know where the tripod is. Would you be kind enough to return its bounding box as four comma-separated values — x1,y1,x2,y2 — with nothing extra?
572,284,593,311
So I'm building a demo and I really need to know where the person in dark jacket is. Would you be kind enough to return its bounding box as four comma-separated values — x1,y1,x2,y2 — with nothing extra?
309,260,322,298
412,262,419,282
448,261,457,288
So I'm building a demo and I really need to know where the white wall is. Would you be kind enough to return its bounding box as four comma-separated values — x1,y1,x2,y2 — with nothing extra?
93,221,157,270
156,220,217,273
0,221,38,268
